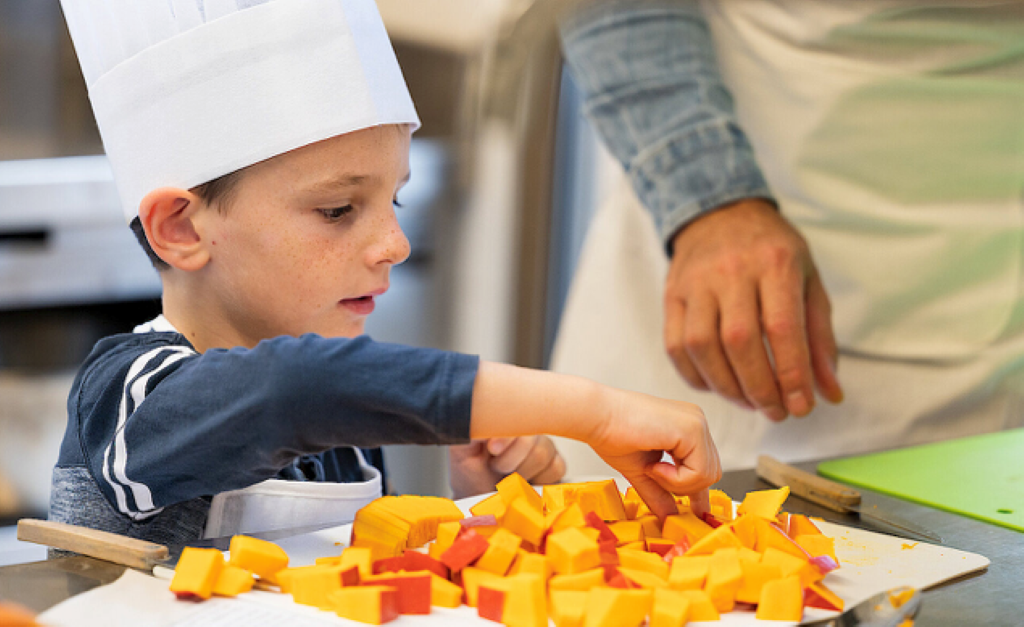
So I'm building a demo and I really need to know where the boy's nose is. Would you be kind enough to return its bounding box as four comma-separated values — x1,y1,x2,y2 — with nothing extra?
369,211,411,267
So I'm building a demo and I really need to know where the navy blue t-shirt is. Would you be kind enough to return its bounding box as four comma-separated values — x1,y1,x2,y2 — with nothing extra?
49,330,477,549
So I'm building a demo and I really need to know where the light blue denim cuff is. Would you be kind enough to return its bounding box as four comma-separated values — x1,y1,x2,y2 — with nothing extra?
560,0,776,254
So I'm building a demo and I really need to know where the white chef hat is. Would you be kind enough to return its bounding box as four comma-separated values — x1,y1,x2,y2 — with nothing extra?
59,0,420,222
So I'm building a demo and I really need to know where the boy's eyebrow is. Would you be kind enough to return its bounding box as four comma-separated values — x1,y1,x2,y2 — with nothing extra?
310,171,411,193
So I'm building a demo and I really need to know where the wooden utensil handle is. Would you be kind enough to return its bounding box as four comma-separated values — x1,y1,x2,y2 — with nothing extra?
17,519,168,571
756,455,861,513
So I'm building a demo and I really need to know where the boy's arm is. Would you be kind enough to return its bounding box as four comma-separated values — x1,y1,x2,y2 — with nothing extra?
71,334,477,521
470,361,721,518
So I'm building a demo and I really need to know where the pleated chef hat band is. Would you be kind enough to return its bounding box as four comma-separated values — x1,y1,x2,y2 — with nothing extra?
60,0,420,222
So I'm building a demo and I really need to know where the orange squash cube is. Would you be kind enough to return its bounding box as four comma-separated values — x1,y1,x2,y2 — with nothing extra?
329,585,399,625
428,573,463,608
478,573,547,627
677,589,720,621
475,527,522,575
649,588,691,627
440,527,490,572
504,496,547,546
667,555,710,590
212,564,254,597
788,513,823,537
227,535,288,582
761,547,823,588
542,483,577,513
756,575,804,621
727,513,760,549
547,567,606,592
511,551,552,580
575,480,627,522
170,547,224,601
608,520,645,546
735,560,781,604
549,590,587,627
804,580,845,612
362,571,432,614
617,567,669,589
546,527,601,575
286,564,348,610
622,487,646,520
704,547,743,612
753,516,812,560
497,472,544,512
460,566,502,607
795,533,837,562
662,511,713,545
737,486,790,520
337,546,373,579
583,587,651,627
709,489,735,522
471,492,508,521
636,514,662,539
429,520,462,559
547,502,587,534
686,522,742,556
617,549,669,580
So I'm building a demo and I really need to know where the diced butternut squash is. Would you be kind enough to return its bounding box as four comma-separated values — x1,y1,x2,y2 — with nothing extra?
649,588,691,627
440,528,489,572
584,587,652,627
756,575,803,621
677,589,720,621
497,472,544,512
549,590,587,627
475,527,522,575
471,492,508,521
547,567,606,592
704,547,743,612
804,580,845,612
170,547,224,601
709,489,735,522
329,585,399,624
478,573,547,627
735,560,781,604
511,551,552,580
795,533,837,562
686,522,742,556
227,535,288,582
546,527,601,575
460,566,502,607
504,497,548,545
617,548,669,580
617,567,669,589
428,573,464,608
362,571,432,614
662,511,713,544
737,486,790,520
667,555,710,591
212,564,254,597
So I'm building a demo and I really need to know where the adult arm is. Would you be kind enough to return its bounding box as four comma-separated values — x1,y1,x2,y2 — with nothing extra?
559,0,842,419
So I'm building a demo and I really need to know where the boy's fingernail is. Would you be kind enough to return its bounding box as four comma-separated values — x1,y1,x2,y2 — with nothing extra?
787,391,810,416
487,439,509,455
762,406,786,422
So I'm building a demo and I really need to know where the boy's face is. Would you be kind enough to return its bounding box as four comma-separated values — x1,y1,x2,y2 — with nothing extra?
197,125,412,345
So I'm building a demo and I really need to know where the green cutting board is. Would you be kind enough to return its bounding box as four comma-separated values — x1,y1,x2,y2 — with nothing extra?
818,428,1024,533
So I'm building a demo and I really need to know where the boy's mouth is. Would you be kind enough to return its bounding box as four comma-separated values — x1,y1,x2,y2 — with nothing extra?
340,288,386,315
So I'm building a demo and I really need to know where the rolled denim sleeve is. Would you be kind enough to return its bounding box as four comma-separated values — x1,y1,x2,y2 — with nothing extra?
559,0,775,253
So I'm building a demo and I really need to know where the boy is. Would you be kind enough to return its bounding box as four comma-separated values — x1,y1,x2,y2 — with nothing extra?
51,0,720,549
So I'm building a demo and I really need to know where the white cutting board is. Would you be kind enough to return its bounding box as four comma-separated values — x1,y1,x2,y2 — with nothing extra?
241,497,988,626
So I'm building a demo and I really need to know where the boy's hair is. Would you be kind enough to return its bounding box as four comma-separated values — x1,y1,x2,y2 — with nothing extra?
130,170,244,271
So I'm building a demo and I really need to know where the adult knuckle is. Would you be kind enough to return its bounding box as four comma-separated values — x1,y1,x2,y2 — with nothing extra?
721,323,755,350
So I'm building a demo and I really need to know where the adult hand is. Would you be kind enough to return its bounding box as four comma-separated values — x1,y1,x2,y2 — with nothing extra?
448,436,566,500
665,198,843,421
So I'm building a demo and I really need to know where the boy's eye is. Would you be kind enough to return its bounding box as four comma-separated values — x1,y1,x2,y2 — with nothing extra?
392,199,403,209
318,205,354,221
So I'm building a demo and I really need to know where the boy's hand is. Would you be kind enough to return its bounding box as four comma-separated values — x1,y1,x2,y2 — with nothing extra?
589,390,721,520
448,436,566,500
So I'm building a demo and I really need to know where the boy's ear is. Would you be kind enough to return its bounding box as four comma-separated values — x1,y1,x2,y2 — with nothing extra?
138,187,210,272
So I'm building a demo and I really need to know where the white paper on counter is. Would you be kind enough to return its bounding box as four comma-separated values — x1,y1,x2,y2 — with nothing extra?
37,496,991,627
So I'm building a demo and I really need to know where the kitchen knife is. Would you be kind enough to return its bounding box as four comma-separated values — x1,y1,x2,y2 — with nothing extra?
801,586,921,627
16,518,347,571
756,455,943,544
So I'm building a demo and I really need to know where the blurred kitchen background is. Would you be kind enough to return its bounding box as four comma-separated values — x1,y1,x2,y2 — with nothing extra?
0,0,620,562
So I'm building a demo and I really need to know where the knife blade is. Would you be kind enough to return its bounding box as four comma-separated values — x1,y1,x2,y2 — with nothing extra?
756,455,943,544
801,586,922,627
16,518,349,571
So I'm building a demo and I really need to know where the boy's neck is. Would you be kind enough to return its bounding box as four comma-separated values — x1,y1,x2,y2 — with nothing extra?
161,281,250,353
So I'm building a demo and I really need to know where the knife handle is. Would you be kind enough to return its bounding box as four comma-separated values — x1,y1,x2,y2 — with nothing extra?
756,455,861,513
17,519,169,571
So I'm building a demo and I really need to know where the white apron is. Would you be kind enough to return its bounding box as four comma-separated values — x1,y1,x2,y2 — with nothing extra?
551,0,1024,474
203,447,382,538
